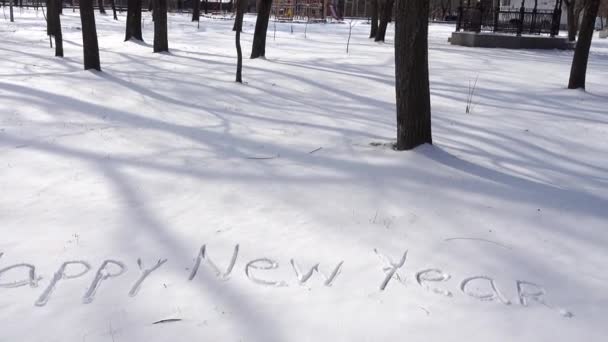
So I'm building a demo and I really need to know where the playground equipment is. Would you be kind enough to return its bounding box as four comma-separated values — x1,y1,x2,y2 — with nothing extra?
272,0,324,22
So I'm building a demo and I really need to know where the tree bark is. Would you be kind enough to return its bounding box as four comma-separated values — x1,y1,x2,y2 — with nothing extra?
55,10,63,57
80,0,101,71
48,0,63,57
192,0,200,21
235,0,246,82
375,0,394,42
394,0,431,150
250,0,272,59
10,0,14,22
568,0,600,89
370,0,378,38
98,0,106,14
110,0,118,20
125,0,143,41
565,0,579,41
153,0,169,52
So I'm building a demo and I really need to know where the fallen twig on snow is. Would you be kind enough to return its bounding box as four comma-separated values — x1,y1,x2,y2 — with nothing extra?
152,318,182,324
308,147,322,154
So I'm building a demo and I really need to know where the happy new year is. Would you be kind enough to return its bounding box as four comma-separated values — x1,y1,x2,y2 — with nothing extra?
0,245,573,317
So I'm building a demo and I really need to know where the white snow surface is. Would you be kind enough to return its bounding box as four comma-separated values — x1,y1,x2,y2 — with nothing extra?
1,10,608,342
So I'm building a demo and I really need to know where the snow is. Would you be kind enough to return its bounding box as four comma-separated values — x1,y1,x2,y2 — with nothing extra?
1,9,608,342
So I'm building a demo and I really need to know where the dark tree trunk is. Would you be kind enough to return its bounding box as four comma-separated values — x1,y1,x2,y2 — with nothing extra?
250,0,272,59
568,0,600,90
110,0,118,19
98,0,106,14
10,0,14,22
205,0,208,14
565,0,578,41
375,0,394,42
80,0,101,71
47,0,56,36
153,0,169,52
55,12,63,57
394,0,431,150
235,0,245,82
192,0,200,21
48,0,63,57
125,0,143,41
370,0,378,38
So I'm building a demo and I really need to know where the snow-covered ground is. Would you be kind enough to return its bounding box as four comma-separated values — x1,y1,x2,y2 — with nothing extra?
1,9,607,342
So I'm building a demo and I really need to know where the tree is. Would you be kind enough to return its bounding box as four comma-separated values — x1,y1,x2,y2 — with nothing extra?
394,0,432,150
370,0,379,38
568,0,601,89
192,0,200,22
251,0,273,58
9,0,14,22
125,0,143,41
98,0,107,14
80,0,101,70
47,0,64,57
153,0,169,52
375,0,394,42
564,0,584,41
235,0,246,82
110,0,118,20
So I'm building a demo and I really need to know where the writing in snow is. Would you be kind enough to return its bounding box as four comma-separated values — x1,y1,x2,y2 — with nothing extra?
0,246,572,317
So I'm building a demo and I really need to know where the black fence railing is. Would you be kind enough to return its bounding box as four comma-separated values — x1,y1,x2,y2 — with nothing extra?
0,0,237,13
456,3,563,37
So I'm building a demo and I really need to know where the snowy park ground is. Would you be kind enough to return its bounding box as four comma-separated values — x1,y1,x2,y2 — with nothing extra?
1,9,608,342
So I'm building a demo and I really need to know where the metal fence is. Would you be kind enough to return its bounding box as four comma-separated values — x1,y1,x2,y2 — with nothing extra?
0,0,236,13
456,2,563,37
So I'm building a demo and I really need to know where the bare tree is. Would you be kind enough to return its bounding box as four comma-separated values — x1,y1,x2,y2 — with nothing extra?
235,0,246,82
370,0,379,38
153,0,169,52
564,0,584,41
192,0,200,22
80,0,101,70
375,0,394,42
98,0,106,14
251,0,273,58
9,0,14,22
125,0,143,41
394,0,432,150
110,0,118,20
47,0,63,57
568,0,601,89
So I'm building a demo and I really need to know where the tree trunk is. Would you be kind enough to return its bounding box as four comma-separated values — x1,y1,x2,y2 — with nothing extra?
47,0,56,37
55,10,63,57
375,0,393,42
568,0,600,90
153,0,169,52
125,0,143,41
98,0,106,14
250,0,272,59
110,0,118,20
565,0,578,41
235,0,246,82
10,0,14,22
80,0,101,71
370,0,378,38
192,0,200,21
394,0,431,150
47,0,63,57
